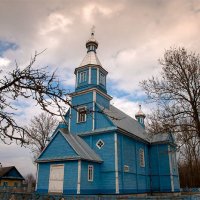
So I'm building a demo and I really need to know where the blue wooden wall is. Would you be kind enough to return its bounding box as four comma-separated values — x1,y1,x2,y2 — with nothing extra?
80,161,100,194
70,92,93,134
149,144,175,192
75,67,107,93
81,132,116,194
37,161,78,194
38,131,77,160
5,168,24,179
117,133,150,194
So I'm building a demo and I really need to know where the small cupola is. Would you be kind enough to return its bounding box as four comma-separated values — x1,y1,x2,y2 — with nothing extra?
135,105,146,128
86,27,98,53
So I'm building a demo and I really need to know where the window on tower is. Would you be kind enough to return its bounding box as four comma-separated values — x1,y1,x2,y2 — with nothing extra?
77,107,87,123
79,71,87,83
99,73,106,85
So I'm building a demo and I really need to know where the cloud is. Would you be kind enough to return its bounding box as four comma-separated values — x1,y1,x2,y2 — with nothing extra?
0,57,11,68
40,13,73,35
111,95,151,119
0,142,36,177
0,0,200,176
81,2,123,23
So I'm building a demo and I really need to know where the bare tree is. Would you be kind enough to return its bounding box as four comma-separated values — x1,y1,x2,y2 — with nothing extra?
141,47,200,140
25,173,36,192
25,112,58,159
0,51,119,145
141,47,200,187
0,52,71,144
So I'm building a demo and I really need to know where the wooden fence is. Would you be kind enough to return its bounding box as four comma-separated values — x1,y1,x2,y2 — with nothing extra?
0,192,200,200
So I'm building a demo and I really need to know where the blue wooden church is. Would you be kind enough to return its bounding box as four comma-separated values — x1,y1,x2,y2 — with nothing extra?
35,31,180,195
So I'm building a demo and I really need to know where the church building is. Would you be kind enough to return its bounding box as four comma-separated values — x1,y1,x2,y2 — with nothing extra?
35,31,180,195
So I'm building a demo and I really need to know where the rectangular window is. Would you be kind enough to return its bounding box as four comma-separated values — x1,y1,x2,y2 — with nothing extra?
3,182,8,187
14,182,18,187
79,71,87,83
99,73,105,85
77,107,86,123
124,165,129,172
88,165,93,181
139,148,145,167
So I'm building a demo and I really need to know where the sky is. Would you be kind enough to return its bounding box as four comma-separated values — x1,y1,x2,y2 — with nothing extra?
0,0,200,177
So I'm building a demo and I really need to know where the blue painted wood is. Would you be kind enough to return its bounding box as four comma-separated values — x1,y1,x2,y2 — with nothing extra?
63,161,78,194
80,161,100,194
96,92,109,108
149,144,177,192
76,68,89,91
95,105,114,129
116,133,151,193
38,131,77,160
37,163,50,194
2,167,24,180
36,36,180,195
37,161,78,195
91,68,97,85
75,67,107,93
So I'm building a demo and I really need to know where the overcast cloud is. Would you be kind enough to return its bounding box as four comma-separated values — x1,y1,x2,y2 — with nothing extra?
0,0,200,176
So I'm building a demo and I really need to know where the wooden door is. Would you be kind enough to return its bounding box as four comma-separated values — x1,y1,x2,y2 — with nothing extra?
48,164,64,193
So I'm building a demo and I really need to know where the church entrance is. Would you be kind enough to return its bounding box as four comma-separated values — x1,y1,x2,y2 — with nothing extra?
48,164,64,194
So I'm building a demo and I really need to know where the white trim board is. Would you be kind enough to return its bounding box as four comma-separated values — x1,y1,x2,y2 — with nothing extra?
88,67,91,84
114,133,119,194
77,160,81,194
168,145,174,192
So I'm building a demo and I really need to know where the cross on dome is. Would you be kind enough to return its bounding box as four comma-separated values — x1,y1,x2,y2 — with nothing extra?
91,25,95,36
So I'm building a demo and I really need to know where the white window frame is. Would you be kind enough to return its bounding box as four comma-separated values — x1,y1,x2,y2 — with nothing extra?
96,139,105,149
77,106,87,123
99,72,106,85
124,165,129,172
79,71,87,83
88,165,94,182
139,148,145,167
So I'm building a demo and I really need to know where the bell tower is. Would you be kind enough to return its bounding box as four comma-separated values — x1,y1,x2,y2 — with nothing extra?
74,27,108,94
69,28,112,134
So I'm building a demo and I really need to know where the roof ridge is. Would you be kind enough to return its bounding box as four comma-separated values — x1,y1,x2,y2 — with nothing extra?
60,131,102,162
97,104,148,142
73,135,94,160
110,104,137,121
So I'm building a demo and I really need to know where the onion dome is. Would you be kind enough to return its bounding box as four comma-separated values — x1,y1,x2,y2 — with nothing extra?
135,105,146,118
135,105,146,128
